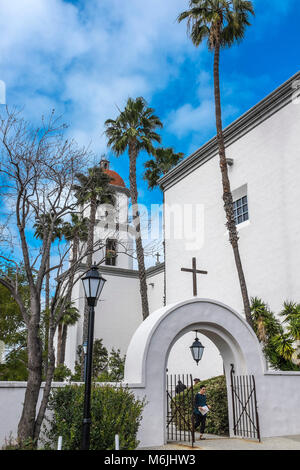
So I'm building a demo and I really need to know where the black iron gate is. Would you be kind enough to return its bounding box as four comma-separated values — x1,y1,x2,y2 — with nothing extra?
230,364,261,441
166,374,195,446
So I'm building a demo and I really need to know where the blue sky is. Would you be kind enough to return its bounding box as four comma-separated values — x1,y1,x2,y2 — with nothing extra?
0,0,299,211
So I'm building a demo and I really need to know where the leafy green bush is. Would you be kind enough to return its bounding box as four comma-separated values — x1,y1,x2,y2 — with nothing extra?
53,364,72,382
172,375,229,436
200,375,229,435
42,384,145,450
71,340,126,382
1,434,37,450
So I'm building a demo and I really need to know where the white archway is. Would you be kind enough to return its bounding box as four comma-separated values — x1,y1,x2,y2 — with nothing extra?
124,298,300,448
124,298,266,447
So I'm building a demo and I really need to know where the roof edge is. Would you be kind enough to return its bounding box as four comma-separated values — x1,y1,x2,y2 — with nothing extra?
159,71,300,191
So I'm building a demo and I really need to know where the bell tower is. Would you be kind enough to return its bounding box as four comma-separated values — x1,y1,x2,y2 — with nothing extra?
100,155,110,171
95,156,133,269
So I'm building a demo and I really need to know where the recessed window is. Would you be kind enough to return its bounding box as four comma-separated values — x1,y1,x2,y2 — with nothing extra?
233,195,249,225
105,239,117,266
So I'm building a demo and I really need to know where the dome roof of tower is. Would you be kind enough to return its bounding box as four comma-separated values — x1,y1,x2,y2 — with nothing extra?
104,169,126,188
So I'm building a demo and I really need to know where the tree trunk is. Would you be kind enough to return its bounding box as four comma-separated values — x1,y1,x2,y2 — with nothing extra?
43,258,50,374
213,35,253,328
59,324,68,365
17,295,43,444
129,140,149,320
33,236,80,442
56,323,63,366
34,323,56,442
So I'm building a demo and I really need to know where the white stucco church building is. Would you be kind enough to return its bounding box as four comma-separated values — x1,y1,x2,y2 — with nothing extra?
65,71,300,381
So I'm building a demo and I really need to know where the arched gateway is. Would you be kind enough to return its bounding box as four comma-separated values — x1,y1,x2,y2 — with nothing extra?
124,298,300,448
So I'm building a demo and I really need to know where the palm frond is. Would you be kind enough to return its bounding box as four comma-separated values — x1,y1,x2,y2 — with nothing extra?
104,96,163,160
177,0,254,49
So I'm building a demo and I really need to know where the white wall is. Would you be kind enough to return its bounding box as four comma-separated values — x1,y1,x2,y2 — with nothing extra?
0,382,67,447
66,271,142,371
147,269,164,313
95,273,142,355
124,299,300,448
164,99,300,317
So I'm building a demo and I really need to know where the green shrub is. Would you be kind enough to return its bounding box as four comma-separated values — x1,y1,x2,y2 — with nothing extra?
1,434,37,450
42,384,145,450
172,375,229,436
201,375,229,435
53,364,72,382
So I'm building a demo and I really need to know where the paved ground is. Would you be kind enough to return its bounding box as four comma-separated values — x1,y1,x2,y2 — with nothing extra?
139,433,300,451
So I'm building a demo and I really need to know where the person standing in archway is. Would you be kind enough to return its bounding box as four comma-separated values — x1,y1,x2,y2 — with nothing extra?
175,379,187,394
194,385,211,440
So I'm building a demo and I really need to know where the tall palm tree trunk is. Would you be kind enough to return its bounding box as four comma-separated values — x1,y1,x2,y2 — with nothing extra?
129,140,149,320
57,236,79,366
213,32,253,328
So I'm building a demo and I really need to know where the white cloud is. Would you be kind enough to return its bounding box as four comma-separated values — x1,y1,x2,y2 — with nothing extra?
166,70,270,142
167,100,215,138
0,0,196,154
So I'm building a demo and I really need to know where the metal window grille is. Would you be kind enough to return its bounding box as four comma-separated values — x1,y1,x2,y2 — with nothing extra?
233,196,249,225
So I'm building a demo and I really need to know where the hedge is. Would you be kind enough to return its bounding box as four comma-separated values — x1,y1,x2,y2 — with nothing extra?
172,375,229,436
42,384,145,450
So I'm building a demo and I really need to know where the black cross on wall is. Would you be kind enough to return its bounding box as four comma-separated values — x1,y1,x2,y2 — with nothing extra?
181,257,208,297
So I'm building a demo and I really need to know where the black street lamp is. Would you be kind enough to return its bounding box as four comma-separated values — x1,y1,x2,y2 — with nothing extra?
81,264,106,450
190,331,205,365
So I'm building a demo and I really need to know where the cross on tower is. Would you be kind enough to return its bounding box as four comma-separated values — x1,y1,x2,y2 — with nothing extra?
155,252,161,265
181,257,208,297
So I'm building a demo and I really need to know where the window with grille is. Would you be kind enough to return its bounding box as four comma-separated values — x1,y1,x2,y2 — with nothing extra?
233,195,249,225
105,239,117,266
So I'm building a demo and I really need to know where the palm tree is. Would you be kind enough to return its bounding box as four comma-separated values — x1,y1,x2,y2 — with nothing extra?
33,213,63,372
62,213,89,270
250,297,283,342
72,166,114,344
105,97,163,320
280,301,300,365
144,147,184,190
280,301,300,324
56,299,80,366
250,297,269,343
56,214,89,366
271,334,295,362
178,0,255,327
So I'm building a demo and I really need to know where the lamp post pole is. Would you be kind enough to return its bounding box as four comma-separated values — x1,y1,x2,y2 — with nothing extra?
80,264,106,451
81,305,95,450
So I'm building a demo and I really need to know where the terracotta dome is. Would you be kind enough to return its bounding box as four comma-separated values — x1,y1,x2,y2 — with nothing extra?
104,169,126,188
